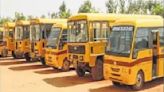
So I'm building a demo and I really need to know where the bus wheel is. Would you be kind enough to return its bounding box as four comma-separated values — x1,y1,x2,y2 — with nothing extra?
12,51,17,58
2,49,8,57
40,57,46,65
132,71,144,90
112,81,121,87
76,66,85,77
91,58,104,81
62,59,70,72
24,53,31,62
13,52,21,59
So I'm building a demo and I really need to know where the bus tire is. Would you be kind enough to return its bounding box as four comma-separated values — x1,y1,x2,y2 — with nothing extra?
112,81,121,87
40,57,46,65
12,51,16,58
91,58,104,81
76,66,85,77
13,51,21,59
62,59,70,72
24,53,31,62
131,71,144,90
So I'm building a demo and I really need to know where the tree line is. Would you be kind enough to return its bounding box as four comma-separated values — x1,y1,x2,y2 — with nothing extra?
0,0,163,25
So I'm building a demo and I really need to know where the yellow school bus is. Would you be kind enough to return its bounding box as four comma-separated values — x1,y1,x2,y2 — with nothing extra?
45,22,70,71
67,13,162,80
25,18,67,63
0,27,4,57
13,20,30,58
0,22,15,57
104,18,164,90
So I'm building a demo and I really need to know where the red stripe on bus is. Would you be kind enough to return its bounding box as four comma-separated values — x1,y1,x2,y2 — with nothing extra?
105,54,164,67
51,50,67,55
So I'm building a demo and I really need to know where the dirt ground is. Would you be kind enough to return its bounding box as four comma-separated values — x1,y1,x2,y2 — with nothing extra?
0,57,163,92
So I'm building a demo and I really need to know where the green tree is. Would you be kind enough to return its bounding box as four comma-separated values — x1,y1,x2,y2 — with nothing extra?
152,3,164,17
78,0,98,13
27,15,33,20
119,0,126,13
106,0,118,13
51,12,58,18
14,12,26,20
41,14,46,18
58,1,71,18
128,0,147,14
0,17,12,25
145,0,157,14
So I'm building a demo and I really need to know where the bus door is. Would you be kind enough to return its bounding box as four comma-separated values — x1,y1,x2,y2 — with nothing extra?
152,31,159,78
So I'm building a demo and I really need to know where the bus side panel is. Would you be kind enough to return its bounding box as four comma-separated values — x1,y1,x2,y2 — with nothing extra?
135,49,153,82
58,52,67,68
158,47,164,77
57,45,68,69
89,41,106,67
38,39,46,57
23,39,30,53
7,37,15,51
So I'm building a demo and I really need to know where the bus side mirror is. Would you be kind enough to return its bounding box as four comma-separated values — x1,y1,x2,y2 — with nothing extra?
132,49,138,59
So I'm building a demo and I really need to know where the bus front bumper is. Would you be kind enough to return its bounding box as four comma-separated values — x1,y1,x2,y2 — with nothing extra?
104,63,136,85
45,55,61,69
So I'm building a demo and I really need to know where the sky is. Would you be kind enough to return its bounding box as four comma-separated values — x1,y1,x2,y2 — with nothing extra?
0,0,108,18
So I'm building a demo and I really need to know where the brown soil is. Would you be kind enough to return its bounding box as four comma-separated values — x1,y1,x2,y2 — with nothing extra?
0,57,163,92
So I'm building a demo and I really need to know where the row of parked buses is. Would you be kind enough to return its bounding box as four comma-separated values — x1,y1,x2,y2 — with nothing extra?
0,13,163,90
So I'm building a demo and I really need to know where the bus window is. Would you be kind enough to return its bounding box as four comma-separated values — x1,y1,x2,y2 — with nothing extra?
23,26,29,39
102,22,108,39
159,28,164,46
44,24,53,39
59,30,68,50
9,29,14,38
61,30,68,42
106,26,133,56
134,28,149,51
68,21,87,42
93,22,101,41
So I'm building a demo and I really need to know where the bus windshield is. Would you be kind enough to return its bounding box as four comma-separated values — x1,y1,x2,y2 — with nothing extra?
46,27,61,49
9,28,14,38
30,24,40,41
30,24,52,41
106,26,134,56
68,20,88,42
15,26,23,40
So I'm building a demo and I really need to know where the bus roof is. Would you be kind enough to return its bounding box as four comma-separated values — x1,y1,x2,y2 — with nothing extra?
30,18,67,24
113,18,164,27
68,13,162,22
16,20,30,26
52,22,67,29
3,22,15,28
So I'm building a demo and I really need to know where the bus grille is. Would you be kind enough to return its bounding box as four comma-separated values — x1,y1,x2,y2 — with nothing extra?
68,45,85,54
